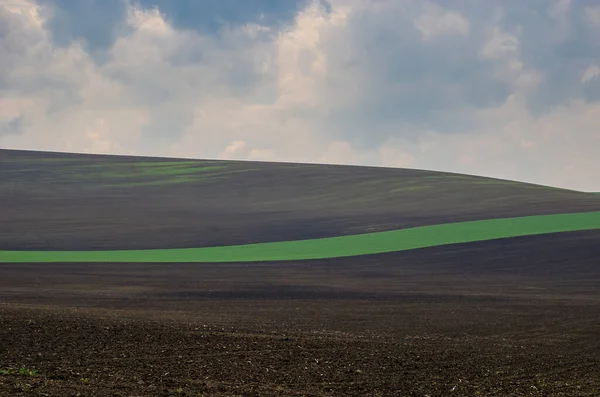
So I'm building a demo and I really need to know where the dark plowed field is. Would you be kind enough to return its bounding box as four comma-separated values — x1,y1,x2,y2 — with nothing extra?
2,149,600,396
2,149,600,250
2,232,600,396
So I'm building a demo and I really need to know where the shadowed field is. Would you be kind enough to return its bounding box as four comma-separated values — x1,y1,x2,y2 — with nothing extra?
2,149,600,250
1,149,599,396
3,212,600,262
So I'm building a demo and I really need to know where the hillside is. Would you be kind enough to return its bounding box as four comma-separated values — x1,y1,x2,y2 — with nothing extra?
2,149,600,396
2,148,600,251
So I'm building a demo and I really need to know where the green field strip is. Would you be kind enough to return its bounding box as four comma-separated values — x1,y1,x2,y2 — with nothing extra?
2,211,600,263
72,164,226,178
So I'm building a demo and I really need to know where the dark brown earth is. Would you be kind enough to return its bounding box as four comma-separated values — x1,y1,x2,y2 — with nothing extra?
2,150,600,395
2,232,600,396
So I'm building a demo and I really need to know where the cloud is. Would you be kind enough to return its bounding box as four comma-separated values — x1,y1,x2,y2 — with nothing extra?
586,5,600,26
414,3,469,40
479,27,519,60
1,0,600,191
582,65,600,83
410,96,600,190
219,140,275,161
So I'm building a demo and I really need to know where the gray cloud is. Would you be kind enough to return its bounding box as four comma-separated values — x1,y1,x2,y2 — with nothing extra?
0,116,22,137
319,0,600,147
0,0,599,191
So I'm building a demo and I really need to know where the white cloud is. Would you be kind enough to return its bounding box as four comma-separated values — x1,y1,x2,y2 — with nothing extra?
582,65,600,83
414,3,470,40
126,5,171,35
318,140,367,165
1,0,600,191
405,95,600,190
269,0,360,115
478,26,543,98
379,143,416,169
480,27,519,60
1,0,45,28
220,140,247,159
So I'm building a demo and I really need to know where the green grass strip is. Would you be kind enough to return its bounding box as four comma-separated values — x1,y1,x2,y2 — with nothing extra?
2,211,600,263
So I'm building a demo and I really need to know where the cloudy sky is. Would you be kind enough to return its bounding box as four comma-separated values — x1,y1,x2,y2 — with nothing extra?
1,0,599,191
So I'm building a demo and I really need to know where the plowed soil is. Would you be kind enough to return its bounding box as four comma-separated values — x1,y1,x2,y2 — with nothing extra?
3,149,600,250
2,232,600,396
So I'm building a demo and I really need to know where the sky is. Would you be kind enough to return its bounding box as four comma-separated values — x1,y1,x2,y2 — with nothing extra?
1,0,599,191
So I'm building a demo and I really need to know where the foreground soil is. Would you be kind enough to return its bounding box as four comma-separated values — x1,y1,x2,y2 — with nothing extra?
1,301,599,397
2,233,600,396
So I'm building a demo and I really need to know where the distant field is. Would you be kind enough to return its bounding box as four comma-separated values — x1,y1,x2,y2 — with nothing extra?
2,211,600,263
3,149,600,251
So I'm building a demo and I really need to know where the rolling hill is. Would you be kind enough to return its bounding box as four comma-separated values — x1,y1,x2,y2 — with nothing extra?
2,148,600,255
2,148,600,396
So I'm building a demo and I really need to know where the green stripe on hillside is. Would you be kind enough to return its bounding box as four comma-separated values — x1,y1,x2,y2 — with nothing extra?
2,211,600,263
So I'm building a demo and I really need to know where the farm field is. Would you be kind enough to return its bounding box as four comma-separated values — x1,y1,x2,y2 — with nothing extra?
3,149,600,251
2,211,600,263
1,149,600,396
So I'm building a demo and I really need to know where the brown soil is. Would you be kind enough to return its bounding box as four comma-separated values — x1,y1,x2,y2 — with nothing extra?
2,233,600,396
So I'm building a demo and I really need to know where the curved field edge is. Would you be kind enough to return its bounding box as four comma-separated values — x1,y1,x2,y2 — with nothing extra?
2,211,600,263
